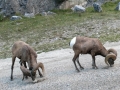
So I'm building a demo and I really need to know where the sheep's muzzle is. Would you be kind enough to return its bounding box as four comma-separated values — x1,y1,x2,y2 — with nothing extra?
108,58,115,67
105,53,116,67
30,70,36,81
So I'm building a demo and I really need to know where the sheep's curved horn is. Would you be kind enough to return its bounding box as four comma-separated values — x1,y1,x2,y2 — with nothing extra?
32,62,45,76
38,62,45,76
108,48,117,56
105,53,116,66
33,62,45,76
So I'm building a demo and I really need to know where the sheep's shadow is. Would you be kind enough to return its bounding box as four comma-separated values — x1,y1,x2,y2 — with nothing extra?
102,66,109,69
20,73,47,84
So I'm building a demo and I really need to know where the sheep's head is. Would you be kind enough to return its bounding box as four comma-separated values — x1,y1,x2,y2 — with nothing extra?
20,66,36,81
105,48,117,67
28,67,37,81
30,70,36,81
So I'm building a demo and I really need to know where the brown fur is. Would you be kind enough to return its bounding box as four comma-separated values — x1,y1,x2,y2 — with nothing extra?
71,36,117,72
32,62,45,74
20,65,36,81
11,41,45,81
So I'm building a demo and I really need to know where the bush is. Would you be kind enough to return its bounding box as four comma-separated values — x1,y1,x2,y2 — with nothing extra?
0,14,4,21
55,0,66,4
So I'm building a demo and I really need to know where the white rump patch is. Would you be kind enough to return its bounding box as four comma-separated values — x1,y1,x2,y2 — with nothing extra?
70,37,76,48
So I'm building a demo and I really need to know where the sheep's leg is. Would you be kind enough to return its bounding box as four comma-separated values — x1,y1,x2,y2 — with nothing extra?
38,69,43,77
23,61,28,79
22,74,24,81
19,61,22,65
23,61,27,68
11,56,16,81
72,54,80,72
92,55,98,69
76,57,84,70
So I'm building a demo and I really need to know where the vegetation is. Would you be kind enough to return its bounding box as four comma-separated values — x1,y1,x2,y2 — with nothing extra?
0,14,4,21
54,0,66,5
0,1,120,58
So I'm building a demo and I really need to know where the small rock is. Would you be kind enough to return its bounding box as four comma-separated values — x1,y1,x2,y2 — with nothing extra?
115,2,120,11
24,13,35,18
71,5,86,13
93,3,102,12
10,16,22,21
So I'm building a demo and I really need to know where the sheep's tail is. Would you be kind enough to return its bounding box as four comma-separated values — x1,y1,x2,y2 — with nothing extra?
70,37,76,48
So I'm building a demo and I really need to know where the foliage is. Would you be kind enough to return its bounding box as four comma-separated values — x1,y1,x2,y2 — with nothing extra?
0,0,120,58
0,14,4,21
54,0,66,5
102,1,119,11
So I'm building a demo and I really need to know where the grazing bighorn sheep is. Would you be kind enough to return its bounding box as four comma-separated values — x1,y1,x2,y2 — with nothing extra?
70,36,117,72
20,62,45,81
11,41,45,81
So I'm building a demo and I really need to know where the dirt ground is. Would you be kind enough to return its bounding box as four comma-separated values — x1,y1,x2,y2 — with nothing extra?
0,41,120,90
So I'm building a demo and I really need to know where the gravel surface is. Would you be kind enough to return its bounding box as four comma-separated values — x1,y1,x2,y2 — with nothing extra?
0,42,120,90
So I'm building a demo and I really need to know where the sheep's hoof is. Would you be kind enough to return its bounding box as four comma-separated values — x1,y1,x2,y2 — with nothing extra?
92,66,98,69
25,76,28,79
39,74,43,78
40,75,43,78
33,79,38,83
76,68,80,72
10,77,13,81
80,67,84,70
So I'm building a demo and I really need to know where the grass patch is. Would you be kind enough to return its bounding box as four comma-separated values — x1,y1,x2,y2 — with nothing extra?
0,0,120,58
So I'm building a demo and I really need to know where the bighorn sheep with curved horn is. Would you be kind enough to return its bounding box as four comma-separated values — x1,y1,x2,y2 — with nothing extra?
20,62,45,81
70,36,117,72
11,41,45,81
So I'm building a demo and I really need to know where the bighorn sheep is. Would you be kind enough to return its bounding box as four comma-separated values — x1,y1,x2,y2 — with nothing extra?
11,41,45,81
70,36,117,72
20,62,45,81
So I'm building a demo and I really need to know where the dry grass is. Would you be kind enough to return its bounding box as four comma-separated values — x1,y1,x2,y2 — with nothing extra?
0,1,120,58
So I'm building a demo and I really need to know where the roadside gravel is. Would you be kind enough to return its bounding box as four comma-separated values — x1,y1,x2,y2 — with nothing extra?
0,41,120,90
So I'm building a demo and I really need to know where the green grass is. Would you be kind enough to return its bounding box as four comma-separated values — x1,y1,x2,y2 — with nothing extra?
0,0,120,58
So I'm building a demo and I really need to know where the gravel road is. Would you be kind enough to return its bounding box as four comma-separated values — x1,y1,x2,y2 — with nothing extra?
0,41,120,90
